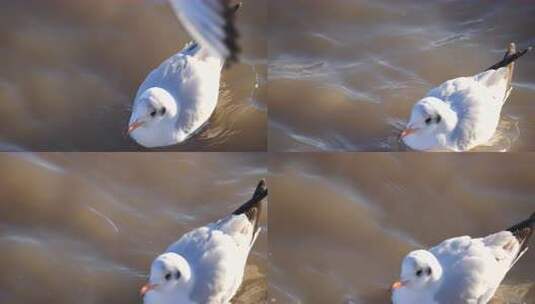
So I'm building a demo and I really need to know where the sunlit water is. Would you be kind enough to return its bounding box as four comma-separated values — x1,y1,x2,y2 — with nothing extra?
268,153,535,303
0,0,267,151
268,0,535,152
0,152,267,303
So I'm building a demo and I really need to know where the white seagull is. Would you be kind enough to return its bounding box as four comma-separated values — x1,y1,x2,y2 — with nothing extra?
140,180,267,304
128,1,241,148
391,212,534,304
401,43,532,151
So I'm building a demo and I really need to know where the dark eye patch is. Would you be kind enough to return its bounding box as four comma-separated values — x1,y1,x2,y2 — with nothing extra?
425,117,432,125
426,267,432,275
436,114,442,123
160,107,167,115
175,271,181,280
165,273,172,281
416,269,423,277
150,110,157,117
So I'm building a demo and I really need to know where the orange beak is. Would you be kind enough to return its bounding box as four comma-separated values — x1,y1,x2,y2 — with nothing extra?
391,280,405,291
140,283,157,297
400,127,418,138
127,120,145,134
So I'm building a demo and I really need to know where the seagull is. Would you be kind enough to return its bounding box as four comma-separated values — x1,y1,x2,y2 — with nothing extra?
140,180,267,304
128,1,241,148
401,43,532,151
391,212,535,304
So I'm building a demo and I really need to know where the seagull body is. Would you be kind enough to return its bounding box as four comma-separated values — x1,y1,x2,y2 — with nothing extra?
128,1,240,148
392,213,535,304
141,180,267,304
129,43,223,147
402,43,532,151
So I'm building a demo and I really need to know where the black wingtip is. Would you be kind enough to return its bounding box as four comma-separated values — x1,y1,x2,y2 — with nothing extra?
487,42,532,71
233,179,268,219
506,212,535,253
252,179,268,201
232,2,243,13
506,212,535,234
233,180,267,239
222,1,241,67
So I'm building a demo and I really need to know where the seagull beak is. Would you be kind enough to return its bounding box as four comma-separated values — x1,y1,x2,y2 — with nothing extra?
140,283,158,297
127,120,145,134
391,280,406,290
400,127,418,138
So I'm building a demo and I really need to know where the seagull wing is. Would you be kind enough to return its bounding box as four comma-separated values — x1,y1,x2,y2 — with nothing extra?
169,0,240,63
166,223,247,304
429,43,532,108
425,74,503,150
166,181,266,303
430,230,524,303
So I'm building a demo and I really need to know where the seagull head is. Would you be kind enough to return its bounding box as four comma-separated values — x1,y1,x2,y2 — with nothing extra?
128,87,179,148
141,253,194,303
401,97,457,151
392,250,442,291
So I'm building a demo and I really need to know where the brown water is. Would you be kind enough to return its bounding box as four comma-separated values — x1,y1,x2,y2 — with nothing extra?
0,0,267,151
0,152,267,303
269,154,535,303
268,0,535,152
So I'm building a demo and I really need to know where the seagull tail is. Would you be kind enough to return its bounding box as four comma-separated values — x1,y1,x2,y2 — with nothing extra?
222,1,242,67
233,179,267,241
506,212,535,266
487,43,532,89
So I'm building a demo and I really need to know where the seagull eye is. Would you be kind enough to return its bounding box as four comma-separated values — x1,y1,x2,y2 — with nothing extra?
416,269,423,277
175,271,181,280
150,110,157,117
425,117,432,125
160,107,166,115
436,115,442,123
164,273,172,281
426,267,432,275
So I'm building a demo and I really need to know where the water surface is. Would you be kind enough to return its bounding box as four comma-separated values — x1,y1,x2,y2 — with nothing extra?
0,152,267,303
268,0,535,151
269,153,535,303
0,0,266,151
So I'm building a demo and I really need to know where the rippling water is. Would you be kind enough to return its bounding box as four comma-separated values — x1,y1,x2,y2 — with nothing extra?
0,152,267,303
268,0,535,151
0,0,266,151
269,154,535,303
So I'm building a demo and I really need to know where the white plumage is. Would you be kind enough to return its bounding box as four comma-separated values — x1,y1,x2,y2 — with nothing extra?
392,213,534,304
128,1,240,148
402,43,531,151
141,180,267,304
169,0,240,62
